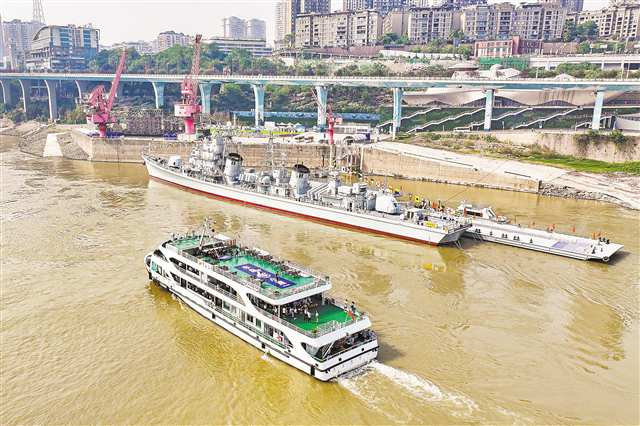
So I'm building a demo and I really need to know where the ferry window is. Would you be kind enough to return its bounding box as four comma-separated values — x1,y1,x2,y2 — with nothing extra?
223,301,230,311
255,319,262,329
246,314,254,324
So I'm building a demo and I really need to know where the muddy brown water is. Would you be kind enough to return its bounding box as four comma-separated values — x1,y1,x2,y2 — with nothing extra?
1,138,638,424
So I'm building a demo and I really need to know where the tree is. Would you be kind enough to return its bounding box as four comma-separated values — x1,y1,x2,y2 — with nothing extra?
283,33,295,49
381,32,400,46
577,21,598,41
562,21,578,42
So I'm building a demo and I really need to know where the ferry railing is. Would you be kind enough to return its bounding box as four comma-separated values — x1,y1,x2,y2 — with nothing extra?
166,243,329,300
254,304,368,338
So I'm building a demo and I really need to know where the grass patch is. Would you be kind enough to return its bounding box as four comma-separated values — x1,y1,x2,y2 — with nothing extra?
523,154,640,174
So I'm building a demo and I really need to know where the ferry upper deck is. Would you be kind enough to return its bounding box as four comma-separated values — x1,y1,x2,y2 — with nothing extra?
164,234,370,338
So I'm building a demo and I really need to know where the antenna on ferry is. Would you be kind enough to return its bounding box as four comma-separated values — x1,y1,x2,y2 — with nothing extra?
199,217,215,250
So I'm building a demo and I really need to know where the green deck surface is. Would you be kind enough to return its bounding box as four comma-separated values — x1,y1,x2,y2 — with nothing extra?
216,254,314,288
287,303,356,331
172,237,201,250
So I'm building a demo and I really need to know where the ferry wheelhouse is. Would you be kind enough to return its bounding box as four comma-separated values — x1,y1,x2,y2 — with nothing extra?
144,224,378,381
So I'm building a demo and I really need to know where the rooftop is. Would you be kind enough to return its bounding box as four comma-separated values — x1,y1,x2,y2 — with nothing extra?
167,235,329,301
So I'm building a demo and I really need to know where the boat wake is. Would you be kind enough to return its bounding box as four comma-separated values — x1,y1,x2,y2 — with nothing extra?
337,361,477,422
338,361,532,424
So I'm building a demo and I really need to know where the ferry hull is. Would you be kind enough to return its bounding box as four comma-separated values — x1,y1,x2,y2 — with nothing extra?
145,157,467,246
146,259,378,381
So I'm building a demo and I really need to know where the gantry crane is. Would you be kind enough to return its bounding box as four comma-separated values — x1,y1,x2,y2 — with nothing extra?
85,48,127,138
174,34,202,139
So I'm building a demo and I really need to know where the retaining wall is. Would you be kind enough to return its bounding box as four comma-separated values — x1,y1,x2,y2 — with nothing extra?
464,130,640,163
71,131,331,167
360,145,540,192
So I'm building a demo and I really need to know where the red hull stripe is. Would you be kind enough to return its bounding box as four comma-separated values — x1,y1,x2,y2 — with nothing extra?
150,175,440,246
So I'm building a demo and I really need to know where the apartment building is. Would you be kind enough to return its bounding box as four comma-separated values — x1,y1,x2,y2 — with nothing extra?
407,7,459,43
572,2,639,40
461,2,565,41
154,31,192,52
383,10,410,36
512,3,565,41
295,10,382,48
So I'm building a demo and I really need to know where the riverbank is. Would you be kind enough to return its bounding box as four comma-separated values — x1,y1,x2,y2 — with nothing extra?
363,141,639,210
3,121,638,210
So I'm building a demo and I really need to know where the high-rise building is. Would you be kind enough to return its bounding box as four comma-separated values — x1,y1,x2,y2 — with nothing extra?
295,10,382,48
407,6,459,43
275,1,286,42
275,0,330,46
223,16,246,39
512,3,565,40
461,1,566,41
154,31,192,52
300,0,331,13
223,17,266,40
383,9,410,36
246,19,267,39
460,3,515,40
0,18,45,69
26,24,99,71
572,1,639,40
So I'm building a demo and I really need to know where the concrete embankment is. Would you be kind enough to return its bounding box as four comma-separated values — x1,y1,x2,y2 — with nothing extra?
360,142,639,210
434,130,640,163
360,142,545,193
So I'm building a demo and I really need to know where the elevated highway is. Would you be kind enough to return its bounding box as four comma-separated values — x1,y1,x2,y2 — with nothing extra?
1,71,639,132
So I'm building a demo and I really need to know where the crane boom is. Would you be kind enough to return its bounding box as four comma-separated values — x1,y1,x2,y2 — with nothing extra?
106,49,127,113
85,48,127,138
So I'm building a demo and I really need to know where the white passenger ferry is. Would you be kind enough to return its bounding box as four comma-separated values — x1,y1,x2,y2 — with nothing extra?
142,136,471,246
144,221,378,381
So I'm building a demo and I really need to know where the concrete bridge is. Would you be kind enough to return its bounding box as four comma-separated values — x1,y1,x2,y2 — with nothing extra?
1,72,639,132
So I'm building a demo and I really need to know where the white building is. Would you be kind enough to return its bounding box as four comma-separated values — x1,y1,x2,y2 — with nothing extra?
205,37,273,56
223,16,247,39
154,31,193,52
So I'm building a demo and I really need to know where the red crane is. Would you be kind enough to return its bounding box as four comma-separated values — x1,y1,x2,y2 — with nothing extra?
86,48,127,138
174,34,202,136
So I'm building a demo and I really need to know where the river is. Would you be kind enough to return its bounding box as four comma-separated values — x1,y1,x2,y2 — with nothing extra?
1,138,638,425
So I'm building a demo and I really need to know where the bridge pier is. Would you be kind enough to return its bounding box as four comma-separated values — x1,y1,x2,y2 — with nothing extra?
199,83,214,115
392,87,403,139
74,80,88,103
591,90,605,131
252,84,265,128
18,80,31,114
151,82,165,109
0,80,13,105
315,85,328,128
43,80,59,121
483,89,494,131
